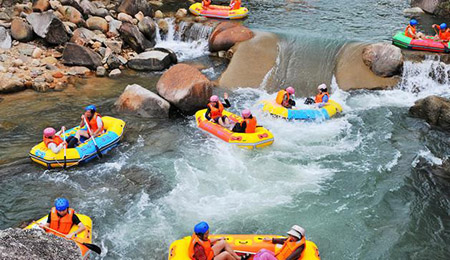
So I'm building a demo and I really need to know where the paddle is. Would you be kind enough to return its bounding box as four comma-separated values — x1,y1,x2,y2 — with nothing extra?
62,127,66,169
83,117,102,159
33,221,102,255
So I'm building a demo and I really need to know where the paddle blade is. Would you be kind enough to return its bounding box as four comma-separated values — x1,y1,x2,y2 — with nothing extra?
82,242,101,255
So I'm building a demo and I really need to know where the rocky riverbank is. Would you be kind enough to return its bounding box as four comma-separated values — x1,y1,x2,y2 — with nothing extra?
0,228,80,259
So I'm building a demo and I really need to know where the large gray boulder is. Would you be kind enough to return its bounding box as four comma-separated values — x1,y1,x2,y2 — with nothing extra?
209,22,254,52
119,22,154,53
138,17,156,41
10,18,34,42
0,228,80,260
117,0,154,17
128,49,174,71
0,27,12,49
0,74,25,93
411,0,450,16
26,11,69,45
362,43,404,77
156,64,213,114
409,95,450,131
115,84,170,118
62,42,102,69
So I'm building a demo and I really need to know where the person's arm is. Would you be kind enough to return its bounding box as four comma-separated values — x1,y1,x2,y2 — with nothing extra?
48,142,64,154
289,99,296,106
271,238,287,244
223,99,231,108
205,107,212,121
65,214,85,239
286,244,305,260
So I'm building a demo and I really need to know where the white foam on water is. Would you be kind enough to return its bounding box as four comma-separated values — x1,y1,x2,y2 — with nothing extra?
155,18,211,61
412,149,444,167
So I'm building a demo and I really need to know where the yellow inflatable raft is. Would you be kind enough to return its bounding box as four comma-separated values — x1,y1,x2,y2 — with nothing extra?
168,234,320,260
189,2,249,19
195,109,274,149
25,213,93,258
29,116,125,168
260,100,343,121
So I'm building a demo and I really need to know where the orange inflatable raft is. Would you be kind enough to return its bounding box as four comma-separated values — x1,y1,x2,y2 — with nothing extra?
168,234,320,260
195,109,274,149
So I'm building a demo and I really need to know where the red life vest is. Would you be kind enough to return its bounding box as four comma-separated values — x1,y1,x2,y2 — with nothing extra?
439,28,450,41
188,233,214,260
208,102,224,120
49,207,75,235
315,92,329,103
244,117,257,133
275,237,306,260
43,135,64,148
202,0,211,8
87,113,104,134
405,25,416,38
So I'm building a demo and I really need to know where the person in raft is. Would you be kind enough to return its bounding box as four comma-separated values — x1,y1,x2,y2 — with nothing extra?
314,84,330,108
205,93,232,127
39,198,86,239
432,23,450,42
189,221,248,260
67,105,104,148
276,86,296,108
202,0,211,8
229,0,241,10
254,225,306,260
43,127,67,153
405,19,424,39
231,109,257,133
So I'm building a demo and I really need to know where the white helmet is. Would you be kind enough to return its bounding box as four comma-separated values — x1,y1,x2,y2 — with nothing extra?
287,225,305,239
318,84,327,90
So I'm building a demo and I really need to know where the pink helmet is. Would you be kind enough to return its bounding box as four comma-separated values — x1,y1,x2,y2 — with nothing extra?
43,127,56,137
210,95,219,102
286,86,295,95
242,109,251,118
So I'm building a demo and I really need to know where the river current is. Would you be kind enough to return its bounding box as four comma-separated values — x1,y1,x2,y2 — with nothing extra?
1,0,450,259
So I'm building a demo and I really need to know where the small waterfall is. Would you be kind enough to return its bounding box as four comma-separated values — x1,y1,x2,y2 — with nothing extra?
398,56,450,94
155,18,214,61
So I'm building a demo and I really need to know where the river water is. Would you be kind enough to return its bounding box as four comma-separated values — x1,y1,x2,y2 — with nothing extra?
1,0,450,259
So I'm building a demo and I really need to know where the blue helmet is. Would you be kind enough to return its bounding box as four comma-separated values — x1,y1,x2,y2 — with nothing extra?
410,19,418,26
85,105,96,112
194,221,209,235
440,23,447,30
54,198,69,211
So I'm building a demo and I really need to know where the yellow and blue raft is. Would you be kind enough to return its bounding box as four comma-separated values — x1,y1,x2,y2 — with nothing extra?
29,116,125,168
259,99,343,121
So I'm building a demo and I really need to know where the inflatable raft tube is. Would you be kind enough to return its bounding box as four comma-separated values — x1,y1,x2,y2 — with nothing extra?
189,3,249,19
29,116,125,169
25,214,93,258
195,109,274,149
392,32,450,53
259,99,343,121
168,234,320,260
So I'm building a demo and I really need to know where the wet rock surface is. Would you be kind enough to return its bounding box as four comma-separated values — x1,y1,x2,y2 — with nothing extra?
0,228,80,260
410,95,450,131
362,43,404,77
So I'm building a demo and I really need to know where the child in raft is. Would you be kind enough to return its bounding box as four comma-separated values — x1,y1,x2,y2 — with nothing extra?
432,23,450,42
276,86,296,109
231,109,257,133
205,93,232,127
405,19,424,39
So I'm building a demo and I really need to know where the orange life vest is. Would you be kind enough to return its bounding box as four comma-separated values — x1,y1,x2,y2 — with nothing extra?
43,135,64,148
202,0,211,7
315,92,329,103
439,28,450,41
275,237,306,260
208,102,224,120
230,0,241,9
188,233,215,260
49,207,75,235
276,90,290,105
244,117,257,133
405,25,416,38
87,113,104,134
